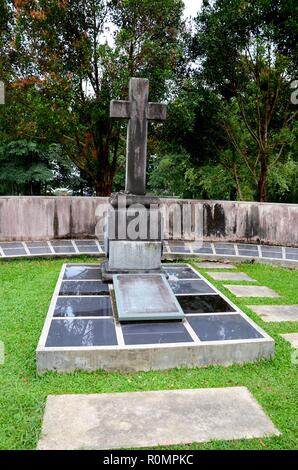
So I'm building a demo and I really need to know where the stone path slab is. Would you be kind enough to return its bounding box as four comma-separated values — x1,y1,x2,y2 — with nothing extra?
224,285,280,298
248,305,298,322
208,272,256,282
37,387,279,450
281,333,298,348
196,262,235,269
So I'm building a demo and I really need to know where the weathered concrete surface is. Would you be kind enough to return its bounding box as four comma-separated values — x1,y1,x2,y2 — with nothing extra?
196,262,235,269
225,285,280,297
0,196,106,241
1,196,298,246
248,305,298,322
109,241,162,270
37,387,280,450
113,273,184,321
36,339,274,373
110,78,167,195
281,333,298,348
201,200,298,246
208,272,256,281
162,199,298,246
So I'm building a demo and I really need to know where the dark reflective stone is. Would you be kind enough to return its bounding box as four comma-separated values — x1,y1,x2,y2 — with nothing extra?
286,254,298,260
237,244,258,250
193,243,212,248
169,246,191,253
121,321,193,345
168,241,186,246
77,246,100,253
51,240,73,246
75,240,97,246
214,243,234,249
59,281,110,295
215,248,235,255
285,248,298,254
28,247,52,255
163,266,200,280
177,295,236,314
53,246,76,254
26,241,49,247
261,252,282,259
193,247,213,254
238,250,259,257
3,248,26,256
170,280,215,294
64,266,102,280
261,246,282,253
187,314,263,341
54,296,112,317
0,242,23,248
46,318,117,347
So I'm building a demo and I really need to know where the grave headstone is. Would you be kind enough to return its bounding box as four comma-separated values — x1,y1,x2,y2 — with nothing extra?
102,78,167,279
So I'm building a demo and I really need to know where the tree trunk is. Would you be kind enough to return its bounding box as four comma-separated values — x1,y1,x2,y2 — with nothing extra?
258,160,267,202
95,173,114,196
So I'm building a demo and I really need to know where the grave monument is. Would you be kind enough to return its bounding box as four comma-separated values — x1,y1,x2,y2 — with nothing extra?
36,78,274,373
103,77,184,321
102,77,166,277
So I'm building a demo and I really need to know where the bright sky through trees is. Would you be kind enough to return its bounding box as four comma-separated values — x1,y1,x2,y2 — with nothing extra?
184,0,202,18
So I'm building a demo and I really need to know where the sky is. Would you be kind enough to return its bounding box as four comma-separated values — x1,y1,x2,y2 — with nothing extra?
183,0,203,18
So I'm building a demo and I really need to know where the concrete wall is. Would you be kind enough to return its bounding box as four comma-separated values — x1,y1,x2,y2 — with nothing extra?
0,196,105,241
0,196,297,246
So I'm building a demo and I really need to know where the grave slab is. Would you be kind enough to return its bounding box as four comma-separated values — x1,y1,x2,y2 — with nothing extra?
224,285,280,298
207,272,256,282
280,333,298,348
113,273,184,321
248,305,298,322
196,262,235,269
37,387,280,450
36,263,275,373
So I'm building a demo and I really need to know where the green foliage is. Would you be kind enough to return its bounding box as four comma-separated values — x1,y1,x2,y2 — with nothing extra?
186,164,236,200
0,140,53,194
0,0,297,202
268,159,298,203
148,149,193,198
0,0,184,195
189,0,298,201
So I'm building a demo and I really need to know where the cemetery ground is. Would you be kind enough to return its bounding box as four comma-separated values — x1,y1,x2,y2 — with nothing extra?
0,257,297,450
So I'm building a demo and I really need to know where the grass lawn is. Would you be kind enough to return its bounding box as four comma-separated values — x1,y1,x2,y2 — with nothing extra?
0,256,297,450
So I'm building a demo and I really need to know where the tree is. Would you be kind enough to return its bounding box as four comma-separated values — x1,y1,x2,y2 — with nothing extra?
192,0,298,201
6,0,184,195
0,140,57,195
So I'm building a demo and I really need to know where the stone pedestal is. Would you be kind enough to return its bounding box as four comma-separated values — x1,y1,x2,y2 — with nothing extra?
102,193,163,280
108,241,162,271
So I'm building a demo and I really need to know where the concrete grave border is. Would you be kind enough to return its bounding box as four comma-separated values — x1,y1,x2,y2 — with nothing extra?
36,263,275,373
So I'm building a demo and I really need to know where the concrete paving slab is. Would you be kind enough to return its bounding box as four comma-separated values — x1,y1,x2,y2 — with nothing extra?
196,262,235,269
248,305,298,322
37,387,279,450
224,285,280,298
208,272,256,282
281,333,298,348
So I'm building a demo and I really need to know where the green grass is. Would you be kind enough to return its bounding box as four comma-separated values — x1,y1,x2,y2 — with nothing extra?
0,257,297,450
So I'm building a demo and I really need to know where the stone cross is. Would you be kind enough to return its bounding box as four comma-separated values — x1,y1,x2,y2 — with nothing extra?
110,78,167,195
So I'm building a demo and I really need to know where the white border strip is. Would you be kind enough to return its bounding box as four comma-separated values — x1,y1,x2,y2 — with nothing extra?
37,264,67,348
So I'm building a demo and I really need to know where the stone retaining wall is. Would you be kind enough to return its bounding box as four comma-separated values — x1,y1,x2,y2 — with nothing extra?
0,196,297,246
